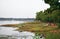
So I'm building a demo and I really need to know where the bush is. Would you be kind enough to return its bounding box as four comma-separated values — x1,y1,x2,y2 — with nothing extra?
57,23,60,28
46,32,60,39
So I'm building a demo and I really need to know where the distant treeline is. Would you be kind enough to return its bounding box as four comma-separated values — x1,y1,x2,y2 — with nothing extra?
0,18,35,21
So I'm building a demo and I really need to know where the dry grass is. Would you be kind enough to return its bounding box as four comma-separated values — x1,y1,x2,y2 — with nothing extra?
17,21,58,33
1,21,60,39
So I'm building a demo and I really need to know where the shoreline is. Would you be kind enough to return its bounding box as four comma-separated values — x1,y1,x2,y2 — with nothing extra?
0,21,60,39
0,21,59,32
0,24,19,27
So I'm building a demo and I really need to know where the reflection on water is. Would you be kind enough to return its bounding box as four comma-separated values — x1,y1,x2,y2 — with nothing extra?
0,20,35,39
0,26,35,39
0,26,19,35
0,20,34,25
0,21,25,25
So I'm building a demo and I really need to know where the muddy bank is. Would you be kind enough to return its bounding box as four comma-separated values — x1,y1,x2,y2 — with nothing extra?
0,24,18,27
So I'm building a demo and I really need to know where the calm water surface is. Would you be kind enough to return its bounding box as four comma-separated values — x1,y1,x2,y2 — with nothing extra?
0,20,35,39
0,20,33,25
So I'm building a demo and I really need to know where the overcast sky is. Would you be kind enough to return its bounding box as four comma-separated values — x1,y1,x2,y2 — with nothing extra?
0,0,50,18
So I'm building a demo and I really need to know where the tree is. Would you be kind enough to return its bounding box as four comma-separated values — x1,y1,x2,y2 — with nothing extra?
51,10,60,28
36,0,60,28
36,11,44,20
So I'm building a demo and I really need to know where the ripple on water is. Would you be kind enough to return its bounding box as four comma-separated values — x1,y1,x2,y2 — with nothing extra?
0,26,35,36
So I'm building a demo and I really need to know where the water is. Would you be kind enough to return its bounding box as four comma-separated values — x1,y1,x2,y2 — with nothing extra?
0,26,35,39
0,20,33,25
0,20,35,39
0,20,44,39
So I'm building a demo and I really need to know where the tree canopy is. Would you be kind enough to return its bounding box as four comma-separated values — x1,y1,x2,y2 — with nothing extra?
45,0,60,10
36,0,60,28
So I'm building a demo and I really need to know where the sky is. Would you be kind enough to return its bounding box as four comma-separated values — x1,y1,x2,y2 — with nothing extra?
0,0,50,18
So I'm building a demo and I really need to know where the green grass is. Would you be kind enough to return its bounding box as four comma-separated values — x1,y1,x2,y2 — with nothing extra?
46,32,60,39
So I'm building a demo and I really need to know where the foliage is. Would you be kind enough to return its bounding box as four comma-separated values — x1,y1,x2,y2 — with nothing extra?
57,23,60,28
51,10,60,23
36,0,60,28
36,11,43,20
36,11,48,22
46,32,60,39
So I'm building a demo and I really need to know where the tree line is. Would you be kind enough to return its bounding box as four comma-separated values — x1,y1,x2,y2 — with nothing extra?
36,0,60,28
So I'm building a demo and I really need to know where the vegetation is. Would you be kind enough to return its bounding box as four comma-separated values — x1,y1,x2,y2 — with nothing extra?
36,0,60,28
1,21,60,39
15,21,60,39
1,0,60,39
17,21,57,32
35,0,60,39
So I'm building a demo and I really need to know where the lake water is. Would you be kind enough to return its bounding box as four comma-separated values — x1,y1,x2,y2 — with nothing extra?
0,20,44,39
0,20,33,25
0,20,35,39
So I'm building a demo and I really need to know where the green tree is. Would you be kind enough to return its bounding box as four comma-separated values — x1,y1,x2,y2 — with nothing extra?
36,0,60,28
51,10,60,23
51,10,60,28
36,11,44,20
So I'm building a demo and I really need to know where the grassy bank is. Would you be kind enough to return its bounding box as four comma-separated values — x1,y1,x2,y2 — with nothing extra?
17,21,57,32
1,21,60,39
17,21,60,39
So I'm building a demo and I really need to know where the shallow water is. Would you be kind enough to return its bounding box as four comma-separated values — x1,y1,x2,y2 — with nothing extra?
0,26,35,39
0,20,44,39
0,20,35,39
0,20,31,25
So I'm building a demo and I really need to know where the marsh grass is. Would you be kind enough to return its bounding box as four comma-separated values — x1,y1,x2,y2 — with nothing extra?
2,21,60,39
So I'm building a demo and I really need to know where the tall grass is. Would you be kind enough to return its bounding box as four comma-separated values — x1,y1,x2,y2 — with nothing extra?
46,32,60,39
